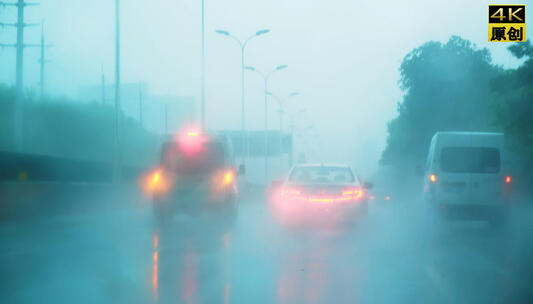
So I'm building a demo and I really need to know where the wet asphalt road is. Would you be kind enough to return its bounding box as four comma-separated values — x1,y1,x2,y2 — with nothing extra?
1,190,533,304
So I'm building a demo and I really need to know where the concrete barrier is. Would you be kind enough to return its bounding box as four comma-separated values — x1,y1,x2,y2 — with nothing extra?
0,182,145,222
0,150,145,183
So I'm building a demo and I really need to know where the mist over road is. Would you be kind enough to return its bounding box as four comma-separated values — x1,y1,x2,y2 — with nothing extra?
1,185,532,304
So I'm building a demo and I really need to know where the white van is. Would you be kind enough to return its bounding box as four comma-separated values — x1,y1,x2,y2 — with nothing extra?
422,132,511,223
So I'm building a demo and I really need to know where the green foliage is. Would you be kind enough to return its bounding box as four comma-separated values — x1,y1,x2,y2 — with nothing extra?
491,40,533,180
381,36,533,191
380,36,502,166
0,88,159,167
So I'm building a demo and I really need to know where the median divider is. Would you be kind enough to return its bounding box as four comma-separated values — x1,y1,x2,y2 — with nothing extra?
0,182,147,222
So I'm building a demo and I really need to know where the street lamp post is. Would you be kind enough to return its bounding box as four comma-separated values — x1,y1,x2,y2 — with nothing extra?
201,0,205,131
298,124,315,161
288,108,307,136
114,0,121,182
245,65,288,185
288,110,308,166
267,92,299,173
215,29,270,167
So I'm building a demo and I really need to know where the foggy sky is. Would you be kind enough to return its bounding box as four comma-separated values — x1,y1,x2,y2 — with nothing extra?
0,0,530,175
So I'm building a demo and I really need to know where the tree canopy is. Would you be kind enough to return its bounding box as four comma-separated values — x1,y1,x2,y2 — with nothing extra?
380,36,533,190
381,36,502,167
491,40,533,181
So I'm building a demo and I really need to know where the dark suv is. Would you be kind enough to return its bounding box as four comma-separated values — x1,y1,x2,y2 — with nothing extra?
152,132,243,224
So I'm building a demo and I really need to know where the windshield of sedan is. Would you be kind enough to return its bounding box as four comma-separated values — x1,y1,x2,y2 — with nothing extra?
289,166,355,183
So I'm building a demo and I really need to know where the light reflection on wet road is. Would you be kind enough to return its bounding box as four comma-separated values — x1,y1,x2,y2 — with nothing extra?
1,194,533,303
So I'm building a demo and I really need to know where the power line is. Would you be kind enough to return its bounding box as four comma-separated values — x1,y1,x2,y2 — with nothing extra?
101,62,106,105
113,0,121,182
0,1,40,92
139,82,143,128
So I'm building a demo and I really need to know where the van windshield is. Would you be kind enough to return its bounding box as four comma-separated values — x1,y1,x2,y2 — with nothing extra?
161,142,225,174
440,147,500,173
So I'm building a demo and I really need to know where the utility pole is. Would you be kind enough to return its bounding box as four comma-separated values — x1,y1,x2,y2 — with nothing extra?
16,0,25,92
289,119,295,167
113,0,121,182
39,20,44,100
38,20,52,101
287,109,306,167
267,91,299,174
101,63,106,105
215,29,270,167
264,77,269,184
0,0,40,151
139,83,143,128
279,108,283,170
200,0,205,131
245,64,288,185
164,104,168,135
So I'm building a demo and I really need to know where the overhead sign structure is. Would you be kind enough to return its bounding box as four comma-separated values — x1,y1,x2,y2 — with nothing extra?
218,131,293,157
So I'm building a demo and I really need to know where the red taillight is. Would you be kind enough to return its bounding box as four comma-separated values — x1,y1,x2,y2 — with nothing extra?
309,197,334,203
505,175,511,184
141,169,172,195
176,131,207,155
352,189,364,200
151,170,165,189
212,170,236,191
429,174,437,183
281,187,365,203
342,188,364,201
281,188,301,196
152,172,161,184
342,190,353,196
385,195,391,201
224,171,233,185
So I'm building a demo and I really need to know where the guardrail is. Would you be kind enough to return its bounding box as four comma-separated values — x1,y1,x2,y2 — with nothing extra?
0,151,149,221
0,182,146,222
0,151,144,183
